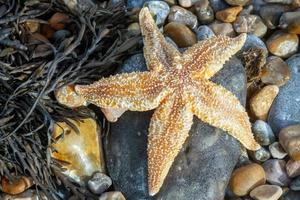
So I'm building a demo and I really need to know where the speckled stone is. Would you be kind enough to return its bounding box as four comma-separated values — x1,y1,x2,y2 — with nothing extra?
269,142,287,159
286,159,300,178
195,25,215,41
261,56,290,87
249,147,271,162
104,56,247,200
164,22,197,47
279,11,300,34
266,31,299,58
290,176,300,191
250,185,283,200
168,6,198,29
268,54,300,134
279,125,300,161
209,21,235,37
194,0,215,24
143,1,170,26
259,4,292,29
216,6,243,23
262,159,291,186
252,120,275,146
87,172,112,195
229,163,266,196
233,15,267,38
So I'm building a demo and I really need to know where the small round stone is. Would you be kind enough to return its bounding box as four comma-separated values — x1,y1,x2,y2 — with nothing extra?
286,159,300,178
249,85,279,121
252,120,276,146
233,15,267,38
143,1,170,26
279,125,300,161
269,142,287,159
266,31,299,58
164,22,197,48
249,147,271,162
250,184,283,200
196,25,215,41
88,172,112,195
216,6,243,23
178,0,200,7
229,163,266,196
290,176,300,191
127,22,141,36
279,11,300,34
261,56,290,87
99,191,126,200
209,21,235,37
194,0,214,24
1,176,34,195
225,0,249,6
262,159,291,186
168,6,198,29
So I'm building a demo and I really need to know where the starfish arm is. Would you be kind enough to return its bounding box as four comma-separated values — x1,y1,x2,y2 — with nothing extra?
75,71,170,111
147,94,193,196
183,33,247,79
139,7,182,71
187,79,260,151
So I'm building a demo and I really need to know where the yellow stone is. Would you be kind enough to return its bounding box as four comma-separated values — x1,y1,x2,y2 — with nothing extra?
51,118,105,183
216,6,243,23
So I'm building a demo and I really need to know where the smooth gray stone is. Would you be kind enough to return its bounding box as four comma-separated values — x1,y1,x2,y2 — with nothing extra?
196,25,215,41
252,120,275,146
268,54,300,135
104,55,246,200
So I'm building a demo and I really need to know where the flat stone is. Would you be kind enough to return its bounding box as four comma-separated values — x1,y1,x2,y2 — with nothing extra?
286,159,300,178
2,190,48,200
262,159,291,186
1,176,34,195
229,163,266,196
268,54,300,134
168,6,198,29
249,85,279,121
88,172,112,195
164,22,197,47
143,1,170,26
252,120,275,146
250,184,283,200
269,142,287,159
104,55,247,200
279,125,300,161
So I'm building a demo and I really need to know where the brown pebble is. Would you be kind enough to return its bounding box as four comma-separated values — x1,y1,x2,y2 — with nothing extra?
209,21,236,37
230,163,266,196
1,176,34,195
164,22,197,48
48,12,69,30
279,125,300,161
249,85,279,121
216,6,243,23
250,184,283,200
286,159,300,178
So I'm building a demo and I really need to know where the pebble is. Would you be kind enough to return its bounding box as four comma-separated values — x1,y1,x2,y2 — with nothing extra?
237,34,268,59
249,147,271,162
290,176,300,191
249,85,279,121
164,0,177,5
195,25,215,41
229,163,266,196
262,159,291,186
279,125,300,161
164,22,197,47
194,0,214,24
143,1,170,26
127,0,146,8
51,118,105,184
168,6,198,29
281,191,300,200
2,190,48,200
259,4,292,29
236,147,251,167
269,142,287,159
286,159,300,177
127,22,141,36
268,54,300,134
88,172,112,195
99,191,126,200
25,21,39,33
209,0,230,11
252,120,276,146
1,176,34,195
250,185,283,200
216,6,243,23
48,12,69,30
233,15,267,38
266,31,299,58
261,56,290,87
279,11,300,34
53,30,71,43
209,21,235,37
264,0,293,3
178,0,200,7
55,84,86,108
225,0,249,6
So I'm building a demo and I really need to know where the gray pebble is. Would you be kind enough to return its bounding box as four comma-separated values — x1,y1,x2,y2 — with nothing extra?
87,172,112,195
269,142,287,159
168,5,198,29
144,1,170,26
290,176,300,191
196,25,215,41
252,120,275,146
249,147,271,162
263,159,291,186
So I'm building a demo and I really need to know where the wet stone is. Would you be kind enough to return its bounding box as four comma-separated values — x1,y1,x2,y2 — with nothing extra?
252,120,275,146
194,0,215,24
249,184,283,200
262,159,291,186
261,56,290,87
249,147,271,162
279,125,300,161
164,22,197,47
290,176,300,191
168,6,198,30
286,159,300,178
209,21,235,37
88,172,112,195
144,1,170,26
196,25,215,41
269,142,287,159
104,55,246,200
216,6,243,23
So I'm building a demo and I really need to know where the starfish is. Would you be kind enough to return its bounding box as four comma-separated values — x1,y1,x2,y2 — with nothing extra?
75,7,261,196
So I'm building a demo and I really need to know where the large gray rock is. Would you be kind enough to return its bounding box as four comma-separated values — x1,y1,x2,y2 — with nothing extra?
268,54,300,134
104,54,247,200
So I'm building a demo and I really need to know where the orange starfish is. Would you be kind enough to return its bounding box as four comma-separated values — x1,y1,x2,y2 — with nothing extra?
75,7,260,196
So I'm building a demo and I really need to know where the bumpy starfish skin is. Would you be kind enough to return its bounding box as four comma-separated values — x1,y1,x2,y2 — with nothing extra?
75,7,261,196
